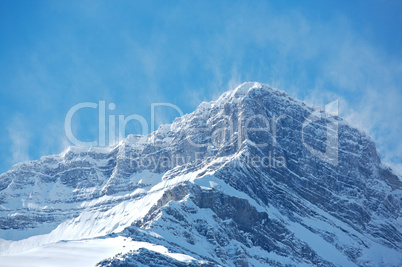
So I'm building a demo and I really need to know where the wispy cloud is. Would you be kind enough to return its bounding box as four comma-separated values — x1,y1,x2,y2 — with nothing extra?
7,115,31,164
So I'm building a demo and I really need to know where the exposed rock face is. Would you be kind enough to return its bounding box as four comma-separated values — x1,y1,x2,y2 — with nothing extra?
0,82,401,266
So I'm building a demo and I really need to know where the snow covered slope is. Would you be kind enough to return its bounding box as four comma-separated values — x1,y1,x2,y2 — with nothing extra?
0,82,401,266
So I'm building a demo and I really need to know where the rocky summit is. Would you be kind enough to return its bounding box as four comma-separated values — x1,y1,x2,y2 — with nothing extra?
0,82,401,266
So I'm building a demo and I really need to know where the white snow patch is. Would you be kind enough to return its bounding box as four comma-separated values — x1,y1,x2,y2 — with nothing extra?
0,236,197,267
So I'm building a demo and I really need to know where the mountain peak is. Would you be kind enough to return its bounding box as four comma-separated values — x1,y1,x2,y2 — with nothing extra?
193,82,296,120
216,81,273,103
232,81,263,96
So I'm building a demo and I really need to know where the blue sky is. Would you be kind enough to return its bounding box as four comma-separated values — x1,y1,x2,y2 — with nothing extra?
0,0,401,174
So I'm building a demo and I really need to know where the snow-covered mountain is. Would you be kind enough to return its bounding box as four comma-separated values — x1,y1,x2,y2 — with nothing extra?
0,82,401,266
